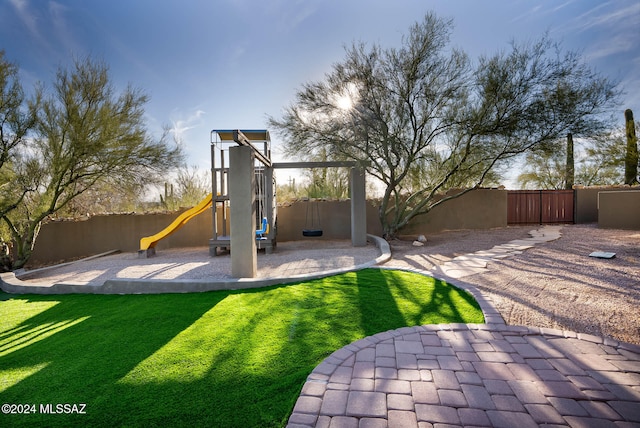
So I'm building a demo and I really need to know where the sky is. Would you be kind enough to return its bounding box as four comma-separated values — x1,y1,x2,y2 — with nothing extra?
1,0,639,187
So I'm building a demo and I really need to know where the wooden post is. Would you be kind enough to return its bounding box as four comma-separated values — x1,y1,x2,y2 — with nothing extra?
625,109,638,185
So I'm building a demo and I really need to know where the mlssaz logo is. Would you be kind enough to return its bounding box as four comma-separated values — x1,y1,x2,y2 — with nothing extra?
40,403,87,414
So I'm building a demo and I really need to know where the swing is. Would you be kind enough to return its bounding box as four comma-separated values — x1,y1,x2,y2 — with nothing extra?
255,167,270,240
302,199,323,237
256,217,269,239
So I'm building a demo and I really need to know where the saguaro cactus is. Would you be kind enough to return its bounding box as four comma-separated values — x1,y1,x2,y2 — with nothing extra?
565,132,574,189
625,109,638,185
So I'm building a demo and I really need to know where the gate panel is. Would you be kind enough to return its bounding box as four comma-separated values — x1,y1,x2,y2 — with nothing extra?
541,190,574,223
507,191,540,224
508,190,574,224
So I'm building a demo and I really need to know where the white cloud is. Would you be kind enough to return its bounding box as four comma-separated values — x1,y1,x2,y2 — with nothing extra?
565,1,640,37
170,109,206,145
563,1,640,61
572,1,640,33
48,1,80,56
586,32,636,61
8,0,82,62
9,0,40,38
552,0,578,13
273,0,318,34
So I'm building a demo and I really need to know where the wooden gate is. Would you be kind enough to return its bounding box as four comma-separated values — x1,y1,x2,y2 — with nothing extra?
507,190,575,224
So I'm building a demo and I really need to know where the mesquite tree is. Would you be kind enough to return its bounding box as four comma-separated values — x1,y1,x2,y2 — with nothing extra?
270,13,620,238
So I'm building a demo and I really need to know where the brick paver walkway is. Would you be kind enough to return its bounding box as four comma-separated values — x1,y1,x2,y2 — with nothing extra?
288,322,640,427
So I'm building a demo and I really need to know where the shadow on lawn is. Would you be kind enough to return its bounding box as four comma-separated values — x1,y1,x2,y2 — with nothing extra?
355,269,482,334
0,292,227,427
0,269,483,427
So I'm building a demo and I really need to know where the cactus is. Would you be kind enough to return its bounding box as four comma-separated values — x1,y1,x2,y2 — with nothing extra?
625,109,638,185
565,132,574,189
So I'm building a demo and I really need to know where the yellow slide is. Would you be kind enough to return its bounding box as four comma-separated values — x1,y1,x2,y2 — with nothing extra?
139,193,213,251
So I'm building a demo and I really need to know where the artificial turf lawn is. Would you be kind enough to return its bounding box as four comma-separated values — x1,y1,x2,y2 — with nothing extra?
0,268,483,427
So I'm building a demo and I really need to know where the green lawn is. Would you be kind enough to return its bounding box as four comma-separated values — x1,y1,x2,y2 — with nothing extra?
0,268,483,427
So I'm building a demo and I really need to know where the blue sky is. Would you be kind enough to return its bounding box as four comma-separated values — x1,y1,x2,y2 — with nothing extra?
2,0,639,175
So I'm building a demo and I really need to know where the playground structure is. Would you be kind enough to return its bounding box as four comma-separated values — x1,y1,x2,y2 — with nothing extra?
139,128,368,278
209,129,277,258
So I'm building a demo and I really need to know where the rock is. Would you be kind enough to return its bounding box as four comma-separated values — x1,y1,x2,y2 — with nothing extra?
417,234,427,242
412,240,424,247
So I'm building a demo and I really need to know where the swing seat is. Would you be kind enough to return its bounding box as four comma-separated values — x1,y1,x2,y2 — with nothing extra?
256,217,268,235
256,217,269,240
302,229,323,237
302,198,322,237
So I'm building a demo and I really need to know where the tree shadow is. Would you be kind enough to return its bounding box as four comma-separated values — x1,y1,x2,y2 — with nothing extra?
0,268,485,427
0,291,228,427
354,269,483,335
355,269,408,336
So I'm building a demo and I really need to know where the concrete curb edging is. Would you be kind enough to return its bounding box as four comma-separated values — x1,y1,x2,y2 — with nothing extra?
14,250,121,280
0,234,391,295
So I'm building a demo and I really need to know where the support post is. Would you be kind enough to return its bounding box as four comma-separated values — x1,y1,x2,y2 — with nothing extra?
350,166,367,247
264,166,276,253
229,146,257,277
209,144,218,256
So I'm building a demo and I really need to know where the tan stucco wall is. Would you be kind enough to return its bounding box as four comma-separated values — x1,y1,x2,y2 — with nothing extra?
275,200,383,242
29,211,213,265
597,190,640,230
575,186,640,224
28,188,507,265
399,188,508,236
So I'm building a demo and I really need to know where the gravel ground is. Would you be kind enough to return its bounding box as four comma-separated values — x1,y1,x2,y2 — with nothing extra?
384,224,640,345
18,240,381,285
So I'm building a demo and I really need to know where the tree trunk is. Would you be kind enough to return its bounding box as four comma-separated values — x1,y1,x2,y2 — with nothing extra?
381,222,400,240
0,241,13,273
625,109,638,185
565,133,574,189
8,221,41,270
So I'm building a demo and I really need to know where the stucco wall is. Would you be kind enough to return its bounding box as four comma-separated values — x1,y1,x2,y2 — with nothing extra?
575,186,640,224
275,200,382,241
597,190,640,230
399,188,508,236
29,211,214,265
28,188,507,266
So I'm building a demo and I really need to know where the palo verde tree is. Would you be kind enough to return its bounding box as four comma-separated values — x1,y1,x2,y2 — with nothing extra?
517,148,568,190
270,13,620,239
0,56,182,270
0,52,39,217
0,51,40,270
